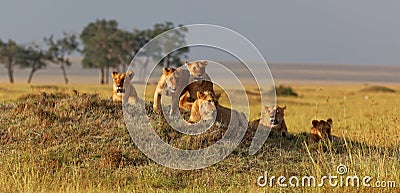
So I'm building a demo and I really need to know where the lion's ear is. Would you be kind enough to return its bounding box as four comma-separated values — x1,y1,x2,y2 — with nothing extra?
163,67,168,74
112,71,118,78
264,105,270,112
202,60,208,65
197,91,204,99
281,105,287,110
215,93,221,100
327,118,333,126
185,61,191,67
126,70,134,79
312,120,318,127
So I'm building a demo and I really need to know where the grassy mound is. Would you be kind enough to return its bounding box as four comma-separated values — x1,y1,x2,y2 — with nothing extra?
1,91,149,168
0,91,353,166
360,85,397,93
0,91,397,192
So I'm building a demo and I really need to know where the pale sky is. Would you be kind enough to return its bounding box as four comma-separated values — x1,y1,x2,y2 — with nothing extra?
0,0,399,66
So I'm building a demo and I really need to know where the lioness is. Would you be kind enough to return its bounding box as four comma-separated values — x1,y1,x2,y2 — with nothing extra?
112,71,127,103
249,105,288,137
188,91,247,129
187,91,218,123
183,61,214,107
153,61,214,115
122,70,139,105
185,60,210,80
112,70,138,105
310,118,333,142
153,67,190,115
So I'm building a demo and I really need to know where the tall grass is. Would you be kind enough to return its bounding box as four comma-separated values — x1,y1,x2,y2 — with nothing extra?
0,84,398,192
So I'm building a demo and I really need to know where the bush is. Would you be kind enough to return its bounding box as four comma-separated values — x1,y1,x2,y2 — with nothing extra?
274,85,298,97
360,85,396,93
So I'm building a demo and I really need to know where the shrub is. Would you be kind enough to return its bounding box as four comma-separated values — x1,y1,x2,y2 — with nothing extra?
360,85,396,93
274,85,298,97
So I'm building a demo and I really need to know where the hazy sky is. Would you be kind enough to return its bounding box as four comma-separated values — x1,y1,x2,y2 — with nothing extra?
0,0,399,66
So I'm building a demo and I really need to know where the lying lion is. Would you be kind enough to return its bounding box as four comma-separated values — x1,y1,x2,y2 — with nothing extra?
153,61,214,116
188,91,247,129
249,105,288,137
111,70,138,105
309,118,333,143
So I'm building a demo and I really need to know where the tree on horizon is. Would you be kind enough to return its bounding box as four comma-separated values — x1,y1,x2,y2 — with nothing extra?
44,33,79,84
0,39,21,83
80,19,120,84
132,22,189,82
17,44,48,84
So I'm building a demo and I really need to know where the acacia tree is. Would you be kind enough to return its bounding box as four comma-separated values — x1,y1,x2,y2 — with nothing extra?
109,29,138,72
0,39,21,83
155,23,189,68
44,33,79,84
17,44,48,84
80,20,189,84
80,19,120,84
133,22,189,82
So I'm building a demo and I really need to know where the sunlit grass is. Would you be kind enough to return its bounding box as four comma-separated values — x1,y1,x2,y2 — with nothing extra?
0,83,399,192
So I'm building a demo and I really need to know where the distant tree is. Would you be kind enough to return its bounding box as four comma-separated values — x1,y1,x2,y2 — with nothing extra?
0,39,21,83
112,29,138,72
17,44,48,84
80,19,120,84
44,33,79,84
156,23,189,68
80,20,189,84
133,22,189,82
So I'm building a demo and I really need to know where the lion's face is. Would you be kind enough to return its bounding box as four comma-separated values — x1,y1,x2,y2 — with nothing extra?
185,61,208,80
163,68,178,94
125,70,134,81
265,105,286,129
197,91,220,121
311,118,332,139
112,71,127,95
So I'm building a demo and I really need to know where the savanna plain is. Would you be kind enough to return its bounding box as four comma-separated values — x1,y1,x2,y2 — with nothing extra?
0,83,399,192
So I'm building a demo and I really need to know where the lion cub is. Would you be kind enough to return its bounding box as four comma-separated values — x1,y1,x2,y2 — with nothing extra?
309,118,333,142
111,70,138,105
249,105,288,137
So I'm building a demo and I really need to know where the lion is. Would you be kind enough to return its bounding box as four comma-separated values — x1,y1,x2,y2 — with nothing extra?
249,105,288,137
153,61,214,115
122,70,139,105
188,91,247,129
112,71,125,102
310,118,333,142
112,70,138,105
187,91,218,123
185,60,210,80
153,67,190,115
183,61,214,108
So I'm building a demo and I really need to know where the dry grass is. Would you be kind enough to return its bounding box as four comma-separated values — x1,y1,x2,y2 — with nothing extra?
0,84,399,192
